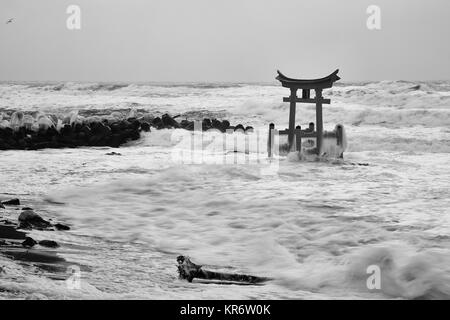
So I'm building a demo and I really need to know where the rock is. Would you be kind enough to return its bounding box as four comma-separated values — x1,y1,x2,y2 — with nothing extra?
183,121,195,131
38,240,59,248
162,114,180,128
22,237,37,248
1,198,20,206
152,117,163,129
0,203,4,209
211,119,223,131
221,120,230,131
18,210,51,229
234,124,245,133
21,207,33,211
245,126,254,133
105,151,121,156
140,121,151,132
0,224,26,240
54,223,70,231
202,118,212,130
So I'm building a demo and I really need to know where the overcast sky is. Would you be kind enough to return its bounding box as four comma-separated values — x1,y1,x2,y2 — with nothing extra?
0,0,449,82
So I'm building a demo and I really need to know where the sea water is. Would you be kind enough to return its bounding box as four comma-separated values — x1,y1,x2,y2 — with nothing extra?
0,81,449,299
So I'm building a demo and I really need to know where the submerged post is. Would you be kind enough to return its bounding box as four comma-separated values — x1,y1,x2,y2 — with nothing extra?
267,123,275,157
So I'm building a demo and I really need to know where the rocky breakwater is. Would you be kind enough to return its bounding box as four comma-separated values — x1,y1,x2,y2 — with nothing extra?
0,110,254,150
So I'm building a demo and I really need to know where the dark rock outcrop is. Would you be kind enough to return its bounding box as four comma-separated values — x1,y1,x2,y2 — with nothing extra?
54,223,70,231
18,209,52,230
1,198,20,206
38,240,59,248
22,236,37,248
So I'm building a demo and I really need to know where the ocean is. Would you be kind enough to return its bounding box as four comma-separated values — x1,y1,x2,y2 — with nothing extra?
0,80,449,299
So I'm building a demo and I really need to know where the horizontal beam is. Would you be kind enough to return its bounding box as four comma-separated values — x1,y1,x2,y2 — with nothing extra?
277,130,317,138
283,97,331,104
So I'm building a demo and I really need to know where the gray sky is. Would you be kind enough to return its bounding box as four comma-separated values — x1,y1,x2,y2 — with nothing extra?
0,0,449,82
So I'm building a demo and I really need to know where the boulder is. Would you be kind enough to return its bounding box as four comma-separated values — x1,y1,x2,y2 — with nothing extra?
211,119,223,131
38,240,59,248
140,121,151,132
234,124,245,133
202,118,212,130
22,236,37,248
221,120,230,131
18,210,51,229
1,198,20,206
54,223,70,231
162,114,180,128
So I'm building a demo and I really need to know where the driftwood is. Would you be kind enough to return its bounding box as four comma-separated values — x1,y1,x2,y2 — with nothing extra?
177,256,271,285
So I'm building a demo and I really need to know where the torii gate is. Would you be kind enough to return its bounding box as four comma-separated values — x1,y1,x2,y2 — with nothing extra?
268,69,340,156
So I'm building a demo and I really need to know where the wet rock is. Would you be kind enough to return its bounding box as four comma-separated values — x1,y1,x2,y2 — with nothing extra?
1,198,20,206
0,224,26,240
234,124,245,133
38,240,59,248
202,118,212,130
129,119,141,131
140,121,151,132
182,121,195,131
211,119,223,131
54,223,70,231
221,120,230,131
152,117,163,129
18,210,51,230
22,237,37,248
162,114,180,128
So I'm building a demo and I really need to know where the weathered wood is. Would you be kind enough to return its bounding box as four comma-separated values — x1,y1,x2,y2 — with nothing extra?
295,126,302,152
278,130,317,138
267,123,275,157
315,89,323,155
283,97,331,104
302,89,310,99
288,88,298,151
177,256,271,285
276,69,340,89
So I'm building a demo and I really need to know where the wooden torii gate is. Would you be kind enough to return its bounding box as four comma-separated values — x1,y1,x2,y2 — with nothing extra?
268,69,340,156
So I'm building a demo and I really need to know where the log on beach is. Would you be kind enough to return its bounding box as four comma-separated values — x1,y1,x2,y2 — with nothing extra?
177,256,271,285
